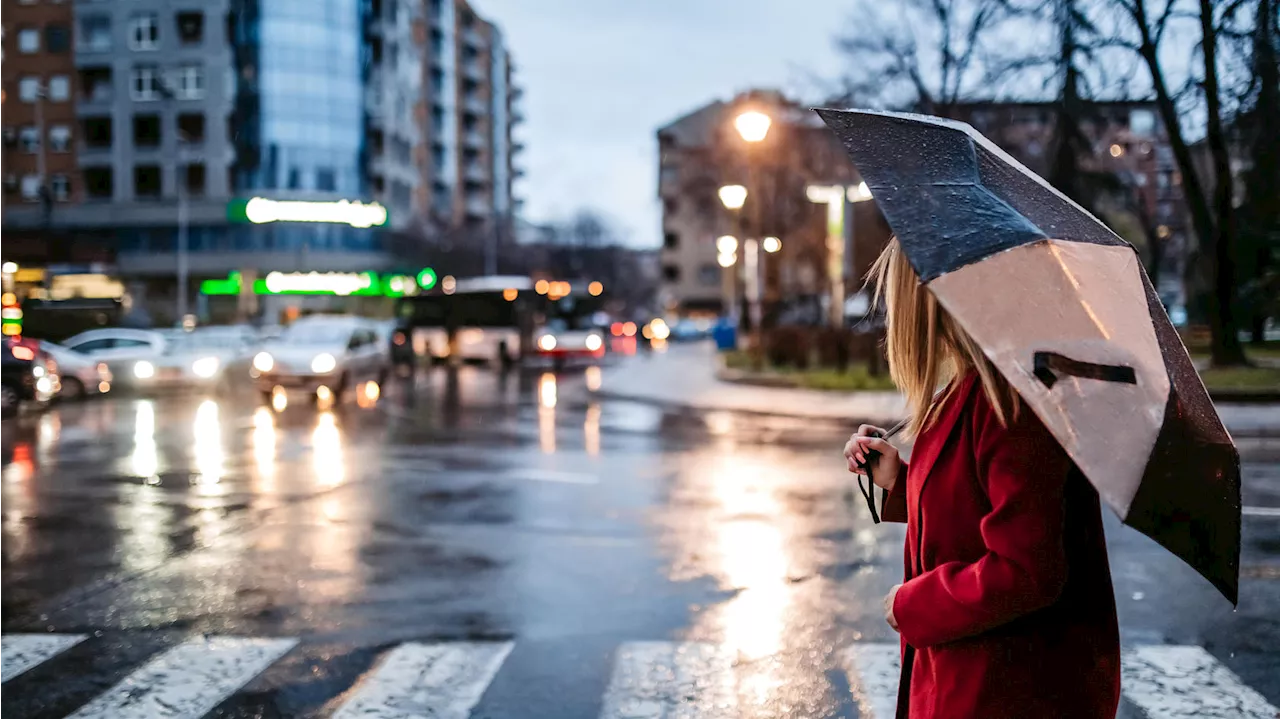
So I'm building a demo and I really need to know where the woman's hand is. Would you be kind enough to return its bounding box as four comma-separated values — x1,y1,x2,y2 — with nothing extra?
884,583,901,631
844,424,901,491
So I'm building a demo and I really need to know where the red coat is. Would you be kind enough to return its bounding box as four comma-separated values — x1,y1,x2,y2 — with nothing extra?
881,374,1120,718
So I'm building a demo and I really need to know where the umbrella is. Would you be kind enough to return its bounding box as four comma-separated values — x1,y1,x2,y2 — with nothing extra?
816,108,1241,604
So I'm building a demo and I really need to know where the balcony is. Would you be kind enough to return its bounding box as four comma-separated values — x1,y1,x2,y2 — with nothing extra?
463,95,487,117
464,162,487,183
464,193,490,217
463,60,485,83
463,28,486,49
365,83,385,120
464,130,485,150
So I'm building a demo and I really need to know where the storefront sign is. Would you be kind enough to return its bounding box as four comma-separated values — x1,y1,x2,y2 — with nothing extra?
226,198,389,228
200,269,431,297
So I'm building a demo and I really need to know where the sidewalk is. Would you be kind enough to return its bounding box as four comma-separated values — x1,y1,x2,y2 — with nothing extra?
593,343,1280,437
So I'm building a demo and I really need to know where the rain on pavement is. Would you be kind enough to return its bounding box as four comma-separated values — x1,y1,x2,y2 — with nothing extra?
2,355,1279,718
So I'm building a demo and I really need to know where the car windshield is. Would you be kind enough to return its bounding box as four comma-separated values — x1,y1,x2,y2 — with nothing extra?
282,322,353,345
167,331,245,350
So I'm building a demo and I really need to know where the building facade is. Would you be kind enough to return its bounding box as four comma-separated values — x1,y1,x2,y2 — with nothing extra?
1,0,80,218
656,90,889,322
0,0,522,326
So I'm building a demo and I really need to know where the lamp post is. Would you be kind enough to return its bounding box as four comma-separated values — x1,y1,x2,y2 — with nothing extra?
718,108,772,348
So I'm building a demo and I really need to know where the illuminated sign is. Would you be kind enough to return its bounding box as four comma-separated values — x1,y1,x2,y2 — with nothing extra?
200,269,433,297
227,198,389,228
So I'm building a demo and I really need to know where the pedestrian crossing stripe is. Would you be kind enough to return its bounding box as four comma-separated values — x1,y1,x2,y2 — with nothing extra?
1,634,87,683
1,635,1277,718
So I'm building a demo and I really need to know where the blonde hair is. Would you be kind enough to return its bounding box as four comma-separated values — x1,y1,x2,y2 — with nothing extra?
868,237,1019,438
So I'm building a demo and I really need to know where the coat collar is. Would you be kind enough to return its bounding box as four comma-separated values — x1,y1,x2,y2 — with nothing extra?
909,373,980,490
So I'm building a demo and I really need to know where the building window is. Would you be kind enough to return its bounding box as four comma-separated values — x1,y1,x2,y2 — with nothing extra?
129,14,160,51
79,15,112,51
134,165,162,198
82,117,112,148
133,115,162,146
84,167,113,199
20,175,42,200
184,163,206,196
177,113,205,143
1130,109,1156,137
699,265,720,287
176,64,204,99
663,198,679,216
131,66,161,101
316,168,336,191
176,12,203,44
49,125,71,153
51,175,70,201
18,28,40,54
19,77,41,102
47,75,70,102
19,126,40,153
80,67,113,101
664,232,679,249
663,265,680,282
46,25,71,53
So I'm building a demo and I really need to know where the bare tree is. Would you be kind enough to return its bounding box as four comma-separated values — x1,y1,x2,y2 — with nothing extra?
1100,0,1248,365
1236,0,1279,342
833,0,1014,115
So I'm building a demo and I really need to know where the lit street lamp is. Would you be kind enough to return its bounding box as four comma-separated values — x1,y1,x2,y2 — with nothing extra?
717,185,747,210
734,111,772,143
762,236,782,253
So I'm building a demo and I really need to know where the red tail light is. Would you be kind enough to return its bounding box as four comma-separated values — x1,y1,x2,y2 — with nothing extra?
11,346,35,361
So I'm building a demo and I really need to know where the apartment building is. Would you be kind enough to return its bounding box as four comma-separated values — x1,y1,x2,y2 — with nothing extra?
0,0,523,325
1,0,80,221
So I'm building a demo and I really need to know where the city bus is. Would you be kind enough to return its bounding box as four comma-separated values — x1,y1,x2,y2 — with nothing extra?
393,276,537,367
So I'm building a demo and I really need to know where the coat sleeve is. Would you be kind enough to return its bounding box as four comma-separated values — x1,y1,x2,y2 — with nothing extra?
892,393,1071,648
881,460,908,523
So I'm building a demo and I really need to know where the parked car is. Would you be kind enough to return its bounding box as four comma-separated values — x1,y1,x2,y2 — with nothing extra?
39,341,112,400
2,337,57,418
251,316,390,403
61,328,168,388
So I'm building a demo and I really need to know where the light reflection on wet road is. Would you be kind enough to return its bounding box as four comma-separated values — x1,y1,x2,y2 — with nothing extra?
1,359,1278,717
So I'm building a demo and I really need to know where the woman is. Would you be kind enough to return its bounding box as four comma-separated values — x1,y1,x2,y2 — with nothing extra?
844,239,1121,718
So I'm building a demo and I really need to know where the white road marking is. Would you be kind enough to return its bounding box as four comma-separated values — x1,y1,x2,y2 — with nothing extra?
68,636,297,719
599,641,737,719
1121,645,1279,718
332,641,513,719
1,634,87,682
843,643,901,719
1242,506,1280,518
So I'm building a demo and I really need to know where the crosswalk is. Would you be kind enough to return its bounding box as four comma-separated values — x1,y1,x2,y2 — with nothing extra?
2,633,1277,718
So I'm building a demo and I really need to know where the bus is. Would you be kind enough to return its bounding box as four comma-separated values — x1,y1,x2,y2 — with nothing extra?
393,276,538,367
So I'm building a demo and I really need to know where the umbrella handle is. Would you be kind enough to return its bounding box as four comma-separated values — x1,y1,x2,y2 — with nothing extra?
856,430,886,524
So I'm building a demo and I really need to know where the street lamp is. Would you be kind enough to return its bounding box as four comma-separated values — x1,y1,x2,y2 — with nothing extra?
734,111,772,143
718,184,747,211
762,236,782,253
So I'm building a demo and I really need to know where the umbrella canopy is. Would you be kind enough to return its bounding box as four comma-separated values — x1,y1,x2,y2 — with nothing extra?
817,108,1240,604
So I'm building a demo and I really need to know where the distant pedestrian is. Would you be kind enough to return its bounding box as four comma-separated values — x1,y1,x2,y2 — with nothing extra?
844,238,1121,718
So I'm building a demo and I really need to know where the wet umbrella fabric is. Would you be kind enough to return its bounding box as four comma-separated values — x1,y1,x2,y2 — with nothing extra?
817,108,1240,604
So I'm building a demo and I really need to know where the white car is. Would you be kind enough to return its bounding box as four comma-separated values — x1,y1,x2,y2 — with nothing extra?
532,318,605,367
61,328,168,387
251,316,389,402
39,341,112,399
159,327,260,391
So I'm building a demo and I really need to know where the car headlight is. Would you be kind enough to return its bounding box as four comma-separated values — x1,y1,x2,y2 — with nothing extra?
192,356,220,378
585,334,603,352
133,361,155,379
538,334,556,352
35,376,52,394
32,365,46,378
253,352,274,372
311,353,337,374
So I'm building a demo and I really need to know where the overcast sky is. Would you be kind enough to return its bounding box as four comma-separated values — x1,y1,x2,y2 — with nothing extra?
476,0,852,247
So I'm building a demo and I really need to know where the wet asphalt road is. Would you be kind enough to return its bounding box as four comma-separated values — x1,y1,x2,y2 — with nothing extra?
1,357,1279,718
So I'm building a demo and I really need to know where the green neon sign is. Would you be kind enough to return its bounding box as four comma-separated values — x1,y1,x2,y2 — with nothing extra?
226,197,390,228
200,269,435,297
